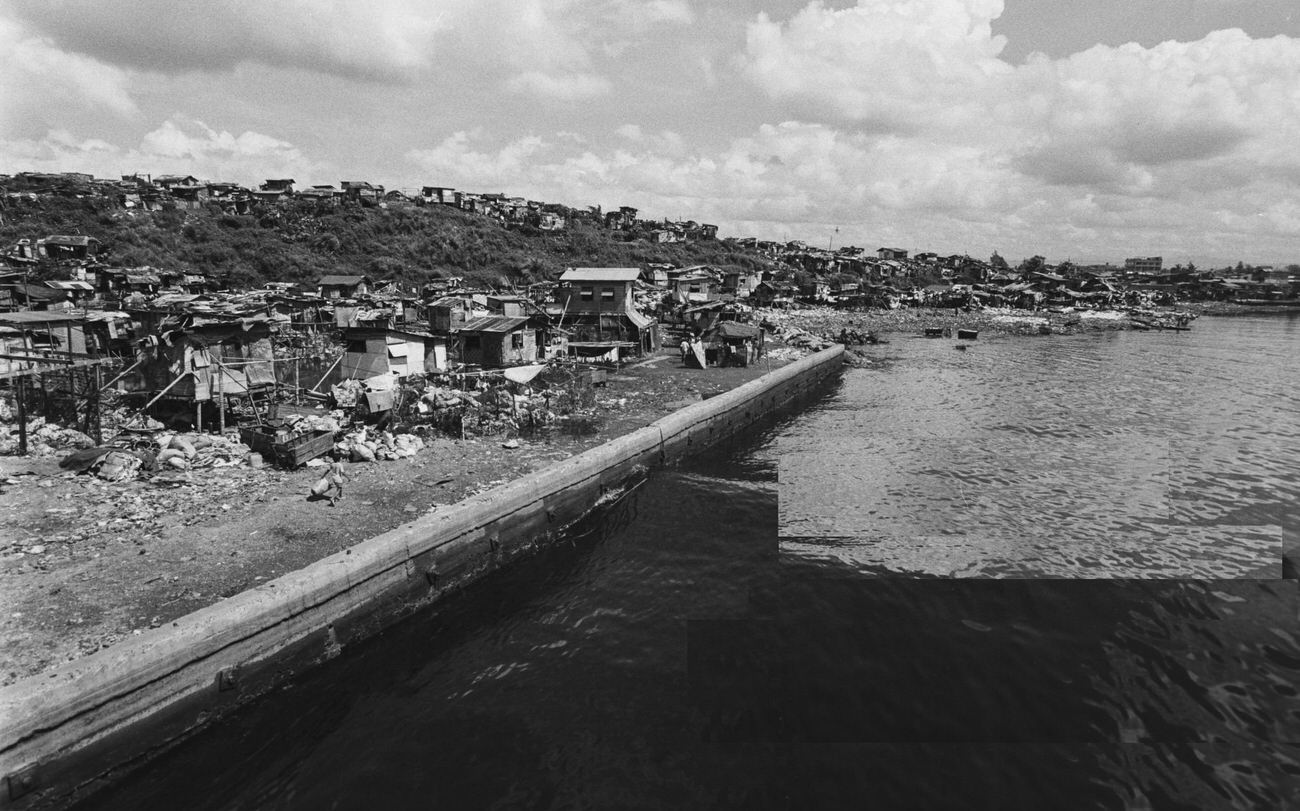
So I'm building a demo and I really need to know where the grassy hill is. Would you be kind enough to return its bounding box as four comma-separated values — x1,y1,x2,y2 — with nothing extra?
0,195,777,289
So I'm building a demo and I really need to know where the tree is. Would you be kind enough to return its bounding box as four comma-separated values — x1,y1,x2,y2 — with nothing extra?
1018,255,1046,274
989,251,1008,270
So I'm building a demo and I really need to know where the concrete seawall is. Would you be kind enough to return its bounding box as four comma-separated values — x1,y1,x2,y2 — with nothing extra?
0,345,844,809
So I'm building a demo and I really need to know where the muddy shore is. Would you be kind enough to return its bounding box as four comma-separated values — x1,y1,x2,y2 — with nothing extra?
0,350,793,686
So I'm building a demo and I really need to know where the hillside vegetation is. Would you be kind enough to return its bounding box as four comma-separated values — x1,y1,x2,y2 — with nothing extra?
0,197,776,289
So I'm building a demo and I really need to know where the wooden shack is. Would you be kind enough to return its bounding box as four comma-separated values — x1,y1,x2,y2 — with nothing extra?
457,316,539,368
339,327,447,378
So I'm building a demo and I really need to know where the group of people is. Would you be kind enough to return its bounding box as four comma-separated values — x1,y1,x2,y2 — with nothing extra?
679,335,704,364
678,335,758,368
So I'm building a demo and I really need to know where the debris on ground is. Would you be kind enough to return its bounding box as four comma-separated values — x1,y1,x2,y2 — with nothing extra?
0,418,96,457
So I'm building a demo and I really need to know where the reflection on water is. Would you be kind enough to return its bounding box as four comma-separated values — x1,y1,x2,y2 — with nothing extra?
779,316,1298,578
77,316,1300,811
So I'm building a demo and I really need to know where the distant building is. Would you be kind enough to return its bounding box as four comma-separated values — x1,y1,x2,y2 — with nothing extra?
38,235,101,262
317,274,370,299
1124,256,1163,273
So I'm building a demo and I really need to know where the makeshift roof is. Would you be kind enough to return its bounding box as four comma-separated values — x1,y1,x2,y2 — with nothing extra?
318,275,369,286
45,280,94,291
0,310,83,325
560,268,641,282
13,283,64,300
460,315,531,333
43,235,99,247
712,321,762,339
625,308,654,331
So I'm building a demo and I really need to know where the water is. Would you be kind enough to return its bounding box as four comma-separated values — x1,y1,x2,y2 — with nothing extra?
779,316,1299,578
79,315,1299,810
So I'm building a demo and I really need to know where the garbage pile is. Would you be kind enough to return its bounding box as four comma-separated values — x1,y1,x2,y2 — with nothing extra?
331,378,364,409
334,427,425,462
0,417,96,457
776,326,834,352
59,431,258,481
284,412,343,434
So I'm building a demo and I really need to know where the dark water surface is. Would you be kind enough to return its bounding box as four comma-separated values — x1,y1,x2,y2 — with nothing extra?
81,315,1299,810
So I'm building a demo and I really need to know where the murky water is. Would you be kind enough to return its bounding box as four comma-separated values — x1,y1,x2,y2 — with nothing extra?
78,315,1299,810
780,316,1299,578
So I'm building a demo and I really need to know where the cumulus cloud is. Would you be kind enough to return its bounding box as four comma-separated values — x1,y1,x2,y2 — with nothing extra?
743,0,1012,130
4,0,446,82
741,2,1300,203
504,71,612,101
0,17,136,137
3,0,685,98
0,117,325,183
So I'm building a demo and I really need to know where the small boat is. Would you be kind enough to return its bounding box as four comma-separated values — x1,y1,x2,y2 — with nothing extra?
956,329,978,341
924,327,946,338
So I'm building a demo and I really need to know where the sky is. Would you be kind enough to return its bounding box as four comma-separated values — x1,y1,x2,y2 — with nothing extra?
1,0,1298,268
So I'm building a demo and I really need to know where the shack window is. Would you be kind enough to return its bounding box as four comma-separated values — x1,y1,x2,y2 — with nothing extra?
600,287,615,301
511,332,524,349
345,339,367,354
580,286,594,301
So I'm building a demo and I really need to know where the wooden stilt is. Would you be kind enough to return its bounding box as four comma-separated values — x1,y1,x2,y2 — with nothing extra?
217,363,226,435
16,376,28,455
91,364,102,444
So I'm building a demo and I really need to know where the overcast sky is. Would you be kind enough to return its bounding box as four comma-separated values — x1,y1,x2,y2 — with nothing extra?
2,0,1297,267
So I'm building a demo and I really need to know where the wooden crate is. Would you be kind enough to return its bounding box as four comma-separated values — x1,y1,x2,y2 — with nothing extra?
240,426,334,467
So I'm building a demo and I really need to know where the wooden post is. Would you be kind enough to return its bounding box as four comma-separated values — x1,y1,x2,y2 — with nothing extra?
293,357,300,405
91,363,102,444
16,375,27,455
217,362,226,435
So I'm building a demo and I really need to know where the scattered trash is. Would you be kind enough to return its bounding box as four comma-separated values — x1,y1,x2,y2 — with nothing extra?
0,418,95,457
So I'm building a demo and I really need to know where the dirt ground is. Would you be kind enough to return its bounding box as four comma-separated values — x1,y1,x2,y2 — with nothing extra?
0,347,798,686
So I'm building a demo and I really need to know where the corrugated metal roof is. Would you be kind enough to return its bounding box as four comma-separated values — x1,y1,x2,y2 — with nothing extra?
625,308,654,330
560,268,641,282
318,275,368,286
0,310,83,325
460,315,531,333
45,280,95,290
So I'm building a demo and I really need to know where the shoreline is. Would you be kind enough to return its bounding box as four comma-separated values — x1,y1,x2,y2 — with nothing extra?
0,347,846,811
0,348,796,687
0,299,1290,687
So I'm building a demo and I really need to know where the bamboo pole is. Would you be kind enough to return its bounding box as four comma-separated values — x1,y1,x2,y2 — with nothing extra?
141,371,192,412
310,354,342,393
16,375,27,455
99,358,143,392
217,362,225,434
91,363,102,444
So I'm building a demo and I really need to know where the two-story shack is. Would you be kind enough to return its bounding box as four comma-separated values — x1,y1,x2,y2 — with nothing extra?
556,267,659,362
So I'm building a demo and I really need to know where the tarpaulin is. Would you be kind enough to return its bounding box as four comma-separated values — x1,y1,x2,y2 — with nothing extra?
502,364,547,384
